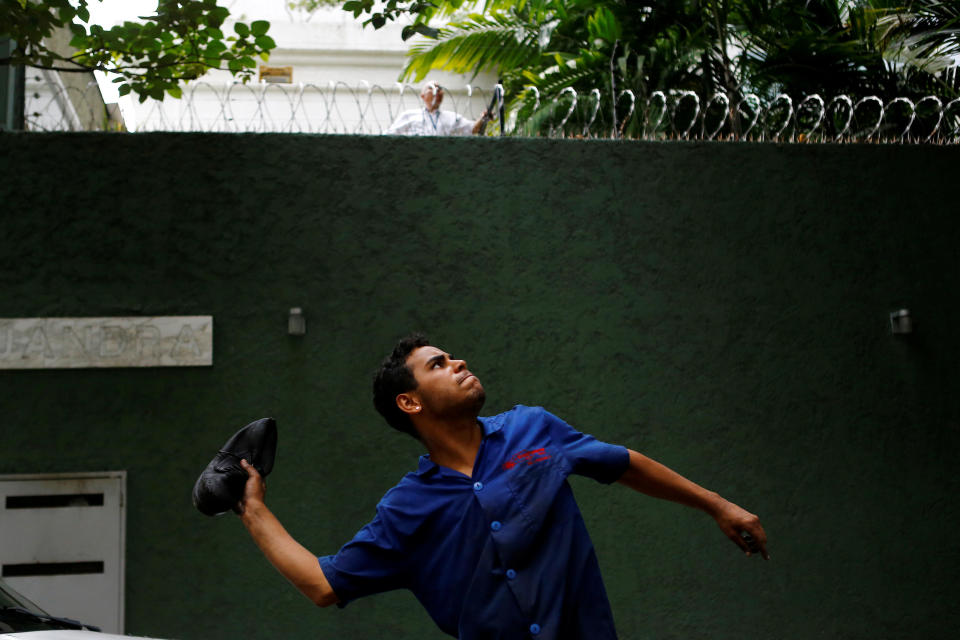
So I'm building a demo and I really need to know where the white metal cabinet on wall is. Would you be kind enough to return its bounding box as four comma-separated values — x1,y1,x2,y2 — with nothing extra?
0,472,126,633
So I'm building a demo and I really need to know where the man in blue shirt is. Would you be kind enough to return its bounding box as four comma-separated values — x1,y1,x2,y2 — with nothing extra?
236,334,768,639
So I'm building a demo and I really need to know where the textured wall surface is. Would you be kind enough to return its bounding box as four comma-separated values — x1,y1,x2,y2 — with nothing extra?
1,133,958,640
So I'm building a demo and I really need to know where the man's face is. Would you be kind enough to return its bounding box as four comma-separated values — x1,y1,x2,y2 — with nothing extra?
420,84,444,112
404,345,485,419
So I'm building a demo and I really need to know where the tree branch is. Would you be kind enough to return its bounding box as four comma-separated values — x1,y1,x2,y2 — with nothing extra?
5,56,224,75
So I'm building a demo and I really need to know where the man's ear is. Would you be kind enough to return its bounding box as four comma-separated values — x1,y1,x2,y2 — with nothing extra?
396,392,422,416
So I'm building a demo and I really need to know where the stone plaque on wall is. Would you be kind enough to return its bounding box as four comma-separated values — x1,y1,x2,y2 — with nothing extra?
0,317,213,369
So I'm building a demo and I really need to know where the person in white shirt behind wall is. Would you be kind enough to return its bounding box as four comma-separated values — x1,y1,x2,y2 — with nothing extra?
386,80,491,136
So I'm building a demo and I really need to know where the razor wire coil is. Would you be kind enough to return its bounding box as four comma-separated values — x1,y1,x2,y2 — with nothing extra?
21,77,960,144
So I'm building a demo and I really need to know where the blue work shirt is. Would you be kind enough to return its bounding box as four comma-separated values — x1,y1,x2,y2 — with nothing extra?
318,405,630,639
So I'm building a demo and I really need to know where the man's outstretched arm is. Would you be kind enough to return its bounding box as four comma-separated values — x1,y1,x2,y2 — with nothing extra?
237,459,340,606
617,449,769,560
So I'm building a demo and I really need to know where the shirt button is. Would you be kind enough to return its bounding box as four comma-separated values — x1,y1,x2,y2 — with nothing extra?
529,623,541,635
473,482,483,491
490,520,502,531
506,569,516,579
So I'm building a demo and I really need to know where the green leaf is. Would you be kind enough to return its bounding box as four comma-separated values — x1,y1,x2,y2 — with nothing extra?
76,6,90,23
255,35,276,50
587,6,622,46
402,23,439,41
209,7,230,26
206,40,227,56
118,84,131,96
251,20,270,37
234,22,249,37
167,85,182,99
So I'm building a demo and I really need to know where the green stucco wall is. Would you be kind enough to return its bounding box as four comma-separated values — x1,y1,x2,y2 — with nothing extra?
1,133,958,640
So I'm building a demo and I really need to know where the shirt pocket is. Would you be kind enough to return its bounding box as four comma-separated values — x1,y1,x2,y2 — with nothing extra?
501,445,573,548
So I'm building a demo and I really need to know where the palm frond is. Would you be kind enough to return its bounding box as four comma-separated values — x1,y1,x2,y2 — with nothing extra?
401,12,541,82
868,0,960,67
531,51,607,94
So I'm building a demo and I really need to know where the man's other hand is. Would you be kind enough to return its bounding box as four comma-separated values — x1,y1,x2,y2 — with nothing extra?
713,500,769,560
473,110,493,135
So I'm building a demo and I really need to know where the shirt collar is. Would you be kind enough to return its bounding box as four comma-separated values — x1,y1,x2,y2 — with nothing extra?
479,414,504,437
415,416,504,476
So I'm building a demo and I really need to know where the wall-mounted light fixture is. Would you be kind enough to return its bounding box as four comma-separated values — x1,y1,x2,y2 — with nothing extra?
889,309,912,335
288,307,306,336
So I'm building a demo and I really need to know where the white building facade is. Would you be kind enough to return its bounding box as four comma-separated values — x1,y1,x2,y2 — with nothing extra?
127,0,498,134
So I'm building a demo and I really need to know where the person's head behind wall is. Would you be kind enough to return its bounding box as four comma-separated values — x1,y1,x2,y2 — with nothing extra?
373,332,431,440
420,80,444,112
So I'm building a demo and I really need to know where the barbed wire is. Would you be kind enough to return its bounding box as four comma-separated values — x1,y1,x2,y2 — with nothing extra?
22,78,960,143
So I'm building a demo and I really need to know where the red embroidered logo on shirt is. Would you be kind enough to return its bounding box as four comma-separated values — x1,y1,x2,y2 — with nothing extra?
503,448,551,470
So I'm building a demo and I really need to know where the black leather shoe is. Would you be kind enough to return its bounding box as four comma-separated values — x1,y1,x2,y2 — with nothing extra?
192,417,278,516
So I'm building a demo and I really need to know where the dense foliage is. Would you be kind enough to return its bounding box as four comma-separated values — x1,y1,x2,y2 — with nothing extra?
341,0,960,136
0,0,276,100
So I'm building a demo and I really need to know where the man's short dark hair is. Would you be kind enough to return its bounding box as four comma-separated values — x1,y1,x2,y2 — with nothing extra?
373,333,430,439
